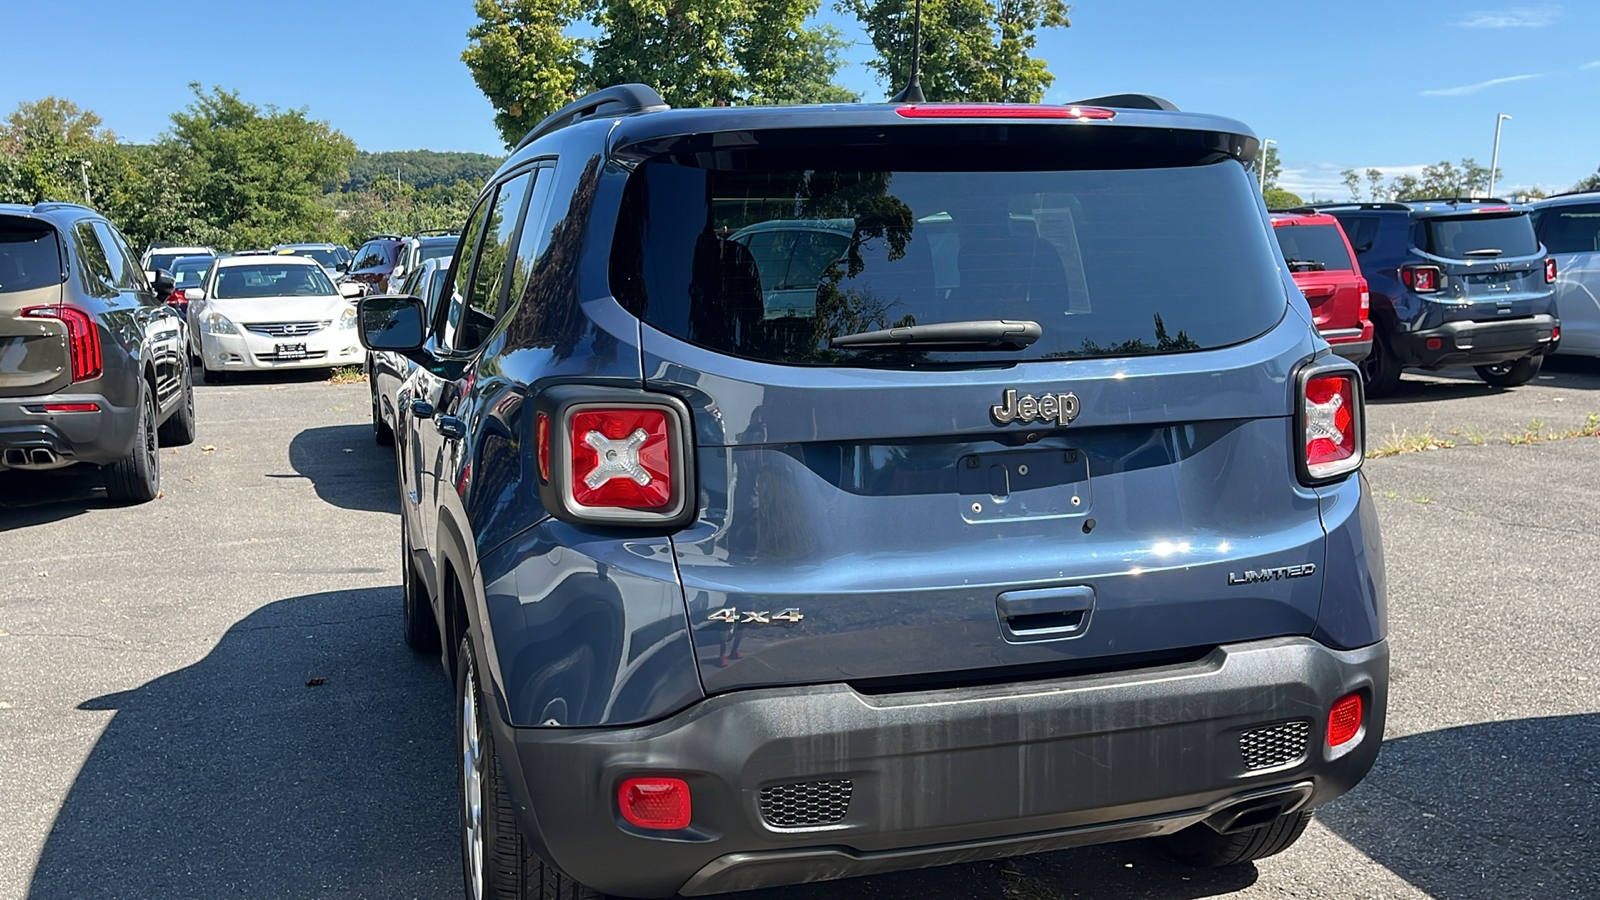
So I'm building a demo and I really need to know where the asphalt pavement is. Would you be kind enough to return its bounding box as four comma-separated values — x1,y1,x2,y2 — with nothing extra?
1,363,1596,900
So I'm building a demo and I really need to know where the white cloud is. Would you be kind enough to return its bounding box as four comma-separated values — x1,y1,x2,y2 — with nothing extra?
1455,6,1561,28
1421,73,1545,96
1582,60,1600,70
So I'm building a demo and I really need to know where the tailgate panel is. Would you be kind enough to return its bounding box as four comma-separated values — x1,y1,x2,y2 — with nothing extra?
1,283,70,397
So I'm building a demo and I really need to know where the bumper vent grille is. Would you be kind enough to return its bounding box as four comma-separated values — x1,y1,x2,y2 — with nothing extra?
759,779,853,828
1240,720,1312,770
245,320,330,338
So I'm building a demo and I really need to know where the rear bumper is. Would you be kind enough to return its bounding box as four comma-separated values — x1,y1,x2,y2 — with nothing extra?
1396,314,1558,368
494,636,1388,898
1319,324,1373,363
0,391,137,468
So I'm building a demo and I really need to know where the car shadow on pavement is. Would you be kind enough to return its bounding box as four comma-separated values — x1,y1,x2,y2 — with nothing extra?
1372,359,1600,406
1317,714,1598,899
286,424,400,515
26,587,458,900
0,467,108,532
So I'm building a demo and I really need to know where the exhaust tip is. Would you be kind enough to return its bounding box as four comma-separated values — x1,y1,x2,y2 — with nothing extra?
30,448,57,466
3,449,25,468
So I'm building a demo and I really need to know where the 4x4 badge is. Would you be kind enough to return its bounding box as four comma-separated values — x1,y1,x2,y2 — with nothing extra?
708,608,804,625
992,389,1080,426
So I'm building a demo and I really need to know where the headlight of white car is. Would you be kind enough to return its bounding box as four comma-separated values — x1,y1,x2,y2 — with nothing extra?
338,307,358,330
203,311,238,335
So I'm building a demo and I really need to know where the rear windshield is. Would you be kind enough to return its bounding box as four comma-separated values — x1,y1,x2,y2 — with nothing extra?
212,263,336,299
612,156,1285,365
145,252,184,272
1413,213,1539,259
0,219,63,293
1273,224,1354,272
350,241,397,272
418,241,455,263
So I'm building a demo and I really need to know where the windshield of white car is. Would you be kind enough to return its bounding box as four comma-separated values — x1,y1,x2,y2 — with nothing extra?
171,256,213,287
212,263,337,299
279,248,342,267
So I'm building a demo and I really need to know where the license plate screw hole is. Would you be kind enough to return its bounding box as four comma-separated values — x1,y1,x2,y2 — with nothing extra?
1071,496,1081,506
1017,464,1029,476
971,502,983,513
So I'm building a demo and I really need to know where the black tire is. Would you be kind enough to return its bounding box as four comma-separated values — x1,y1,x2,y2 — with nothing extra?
373,380,395,446
157,363,198,446
402,522,439,654
457,634,607,900
1361,331,1403,398
104,380,160,504
1475,354,1542,388
201,364,225,385
1159,809,1313,868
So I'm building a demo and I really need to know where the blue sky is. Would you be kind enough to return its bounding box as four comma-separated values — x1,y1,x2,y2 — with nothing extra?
5,1,1597,197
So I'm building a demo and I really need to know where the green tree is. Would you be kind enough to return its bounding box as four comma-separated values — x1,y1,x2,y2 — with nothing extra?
161,84,356,249
846,0,1071,101
1365,168,1384,201
1260,144,1281,192
1263,188,1303,209
344,150,505,192
1575,168,1600,193
1340,168,1360,202
463,0,857,148
0,97,113,205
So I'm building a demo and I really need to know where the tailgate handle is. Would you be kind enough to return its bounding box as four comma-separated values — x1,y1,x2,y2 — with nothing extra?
996,586,1094,641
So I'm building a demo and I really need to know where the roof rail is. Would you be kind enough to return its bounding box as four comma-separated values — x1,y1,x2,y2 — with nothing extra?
33,201,95,214
1068,93,1179,112
1405,196,1511,205
512,84,669,154
1539,188,1600,199
413,228,460,238
364,233,405,242
1306,201,1413,211
1270,206,1325,215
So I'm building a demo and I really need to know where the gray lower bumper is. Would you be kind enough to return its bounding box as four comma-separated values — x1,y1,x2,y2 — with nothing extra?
497,636,1388,898
0,391,136,468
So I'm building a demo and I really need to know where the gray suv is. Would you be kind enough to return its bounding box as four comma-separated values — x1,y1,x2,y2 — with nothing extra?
360,85,1388,899
1,202,196,502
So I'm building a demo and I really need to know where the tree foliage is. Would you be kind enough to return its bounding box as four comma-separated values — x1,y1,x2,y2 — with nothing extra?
344,150,504,193
1260,144,1281,192
1574,167,1600,193
846,0,1071,102
1340,158,1502,203
1263,188,1303,209
0,97,113,205
463,0,857,148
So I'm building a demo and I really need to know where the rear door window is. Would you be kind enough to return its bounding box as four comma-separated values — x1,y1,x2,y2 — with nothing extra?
450,172,534,351
1535,204,1600,254
1332,215,1380,256
1414,213,1539,258
73,222,118,298
0,219,63,293
613,155,1285,366
1273,224,1355,272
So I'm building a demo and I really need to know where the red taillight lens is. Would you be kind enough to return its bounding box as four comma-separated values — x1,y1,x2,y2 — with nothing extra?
570,408,673,509
1545,258,1557,283
895,104,1115,120
1401,266,1440,293
618,777,691,830
22,305,103,383
536,412,551,483
1302,372,1361,482
1328,693,1363,747
1357,279,1370,313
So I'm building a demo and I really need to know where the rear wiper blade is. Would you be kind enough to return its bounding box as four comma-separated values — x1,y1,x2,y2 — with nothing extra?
1464,248,1504,257
829,319,1042,351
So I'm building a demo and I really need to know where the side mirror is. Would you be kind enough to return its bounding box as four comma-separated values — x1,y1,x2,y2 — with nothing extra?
151,269,177,299
358,294,427,353
339,281,365,299
185,287,206,302
391,264,406,280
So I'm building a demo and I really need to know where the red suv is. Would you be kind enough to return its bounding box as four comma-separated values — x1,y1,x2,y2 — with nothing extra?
1271,211,1372,363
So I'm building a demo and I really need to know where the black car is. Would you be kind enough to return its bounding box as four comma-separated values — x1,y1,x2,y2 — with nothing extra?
1311,199,1557,395
360,85,1385,899
1,202,196,502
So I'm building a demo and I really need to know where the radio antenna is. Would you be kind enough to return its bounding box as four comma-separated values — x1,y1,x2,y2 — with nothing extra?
889,0,926,103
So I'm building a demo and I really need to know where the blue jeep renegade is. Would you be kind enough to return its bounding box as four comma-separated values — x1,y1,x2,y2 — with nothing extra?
358,85,1388,900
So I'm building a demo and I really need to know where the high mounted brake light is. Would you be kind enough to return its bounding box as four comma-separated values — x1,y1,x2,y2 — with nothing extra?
22,305,102,383
894,104,1115,120
1297,368,1363,485
533,387,694,527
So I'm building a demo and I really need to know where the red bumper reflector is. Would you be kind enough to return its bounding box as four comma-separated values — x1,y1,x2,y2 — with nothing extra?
1328,693,1363,747
895,104,1115,120
619,777,691,830
43,402,100,412
1426,338,1443,350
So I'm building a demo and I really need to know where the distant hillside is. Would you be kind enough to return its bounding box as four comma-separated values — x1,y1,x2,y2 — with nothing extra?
344,150,504,193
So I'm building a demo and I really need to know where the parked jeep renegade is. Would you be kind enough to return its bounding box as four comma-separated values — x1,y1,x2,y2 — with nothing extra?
360,86,1388,899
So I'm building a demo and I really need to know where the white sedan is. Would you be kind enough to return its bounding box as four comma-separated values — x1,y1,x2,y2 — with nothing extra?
187,255,364,382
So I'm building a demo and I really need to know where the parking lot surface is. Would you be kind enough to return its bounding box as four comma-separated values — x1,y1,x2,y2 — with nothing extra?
2,366,1596,900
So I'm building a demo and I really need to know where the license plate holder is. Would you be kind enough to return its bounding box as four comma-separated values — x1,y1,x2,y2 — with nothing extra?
275,343,307,359
957,448,1091,523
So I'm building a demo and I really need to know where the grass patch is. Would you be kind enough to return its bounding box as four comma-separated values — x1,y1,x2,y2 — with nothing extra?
326,365,367,385
1369,426,1456,458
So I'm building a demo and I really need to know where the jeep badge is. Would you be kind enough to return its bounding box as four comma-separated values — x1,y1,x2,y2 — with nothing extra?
991,388,1080,427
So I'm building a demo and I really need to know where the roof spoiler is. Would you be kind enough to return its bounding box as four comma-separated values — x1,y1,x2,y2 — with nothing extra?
513,84,669,153
1069,93,1180,112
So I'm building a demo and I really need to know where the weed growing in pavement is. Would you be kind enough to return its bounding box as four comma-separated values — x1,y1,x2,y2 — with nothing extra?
1463,428,1488,446
326,365,367,384
1369,426,1456,458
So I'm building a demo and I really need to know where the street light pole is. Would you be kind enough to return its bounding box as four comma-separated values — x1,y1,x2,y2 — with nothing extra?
1259,139,1276,193
1488,113,1511,199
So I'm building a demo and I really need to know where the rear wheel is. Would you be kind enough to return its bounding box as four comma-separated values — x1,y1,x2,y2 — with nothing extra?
1475,354,1542,388
457,634,607,900
1159,809,1313,867
1360,331,1403,398
157,363,197,446
104,381,160,504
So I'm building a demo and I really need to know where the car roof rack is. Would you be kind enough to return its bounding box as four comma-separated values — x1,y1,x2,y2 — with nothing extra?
413,228,460,238
1068,93,1179,111
33,202,95,214
1404,197,1511,205
512,84,670,153
363,233,405,242
1305,202,1413,211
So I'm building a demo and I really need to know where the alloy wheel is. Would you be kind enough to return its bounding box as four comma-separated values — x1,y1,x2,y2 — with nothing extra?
461,656,486,900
